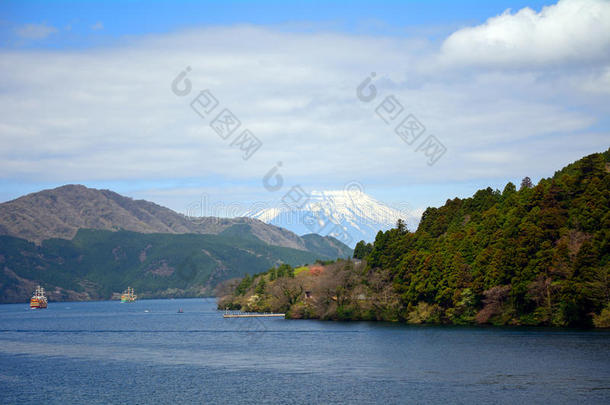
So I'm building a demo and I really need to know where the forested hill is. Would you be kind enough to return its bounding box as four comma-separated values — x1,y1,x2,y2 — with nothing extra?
361,148,609,327
220,149,610,327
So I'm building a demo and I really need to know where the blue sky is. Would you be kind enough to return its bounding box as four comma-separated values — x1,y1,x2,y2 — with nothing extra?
0,0,609,223
2,1,555,44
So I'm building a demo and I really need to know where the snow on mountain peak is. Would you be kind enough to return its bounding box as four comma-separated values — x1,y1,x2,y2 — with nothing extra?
244,187,420,247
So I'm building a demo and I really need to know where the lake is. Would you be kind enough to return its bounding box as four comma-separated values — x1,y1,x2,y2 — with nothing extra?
0,298,608,404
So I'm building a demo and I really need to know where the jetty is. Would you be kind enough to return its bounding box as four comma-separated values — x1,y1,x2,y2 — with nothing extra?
223,310,285,318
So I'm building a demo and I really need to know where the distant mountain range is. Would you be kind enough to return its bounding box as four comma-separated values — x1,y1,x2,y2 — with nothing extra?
245,189,417,247
0,185,352,303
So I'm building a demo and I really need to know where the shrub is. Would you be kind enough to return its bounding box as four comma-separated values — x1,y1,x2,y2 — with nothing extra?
407,302,441,324
593,303,610,328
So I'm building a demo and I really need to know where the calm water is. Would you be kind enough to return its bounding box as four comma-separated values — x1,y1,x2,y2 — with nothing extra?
0,299,608,404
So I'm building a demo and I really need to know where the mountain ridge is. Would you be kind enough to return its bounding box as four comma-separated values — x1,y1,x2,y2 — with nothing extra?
0,184,346,256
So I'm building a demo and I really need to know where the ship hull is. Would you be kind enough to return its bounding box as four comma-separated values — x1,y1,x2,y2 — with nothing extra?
30,298,47,309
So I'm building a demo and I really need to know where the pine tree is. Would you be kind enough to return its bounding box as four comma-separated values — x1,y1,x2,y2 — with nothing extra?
520,176,533,190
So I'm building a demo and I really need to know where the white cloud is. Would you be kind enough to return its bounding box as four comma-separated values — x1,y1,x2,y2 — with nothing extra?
441,0,610,67
15,23,58,40
579,66,610,94
0,19,608,207
91,22,104,31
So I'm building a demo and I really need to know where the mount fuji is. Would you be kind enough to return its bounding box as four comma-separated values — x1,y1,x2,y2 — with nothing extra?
244,188,421,248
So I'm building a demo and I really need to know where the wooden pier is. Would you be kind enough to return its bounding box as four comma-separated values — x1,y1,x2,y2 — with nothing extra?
222,311,285,318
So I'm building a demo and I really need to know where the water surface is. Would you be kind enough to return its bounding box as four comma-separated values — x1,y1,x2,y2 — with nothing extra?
0,299,608,404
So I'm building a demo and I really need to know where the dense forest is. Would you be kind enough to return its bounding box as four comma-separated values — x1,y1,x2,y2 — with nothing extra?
219,149,610,328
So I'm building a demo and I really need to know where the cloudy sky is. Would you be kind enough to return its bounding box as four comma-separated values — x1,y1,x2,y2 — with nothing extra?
1,0,609,219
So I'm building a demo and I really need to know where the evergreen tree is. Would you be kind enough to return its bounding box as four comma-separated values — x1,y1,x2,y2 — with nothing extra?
396,219,407,234
255,278,266,295
236,274,252,295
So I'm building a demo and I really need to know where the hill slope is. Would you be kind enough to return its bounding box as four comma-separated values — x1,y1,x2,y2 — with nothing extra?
301,233,353,259
0,229,332,303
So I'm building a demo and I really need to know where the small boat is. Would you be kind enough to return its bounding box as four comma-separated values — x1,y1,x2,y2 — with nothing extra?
177,308,184,313
120,287,137,303
30,285,48,309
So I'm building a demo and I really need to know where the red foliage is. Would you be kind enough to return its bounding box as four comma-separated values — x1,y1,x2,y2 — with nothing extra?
309,265,324,276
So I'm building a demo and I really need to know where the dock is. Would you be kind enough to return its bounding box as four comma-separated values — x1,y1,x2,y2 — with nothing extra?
223,311,285,318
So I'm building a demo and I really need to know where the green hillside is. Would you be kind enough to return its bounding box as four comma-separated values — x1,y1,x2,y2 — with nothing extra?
301,233,353,259
0,228,333,303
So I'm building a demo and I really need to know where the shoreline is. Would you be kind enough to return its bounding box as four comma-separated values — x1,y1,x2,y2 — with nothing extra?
219,307,610,330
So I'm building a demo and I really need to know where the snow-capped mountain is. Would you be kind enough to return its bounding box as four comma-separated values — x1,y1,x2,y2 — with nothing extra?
244,188,421,248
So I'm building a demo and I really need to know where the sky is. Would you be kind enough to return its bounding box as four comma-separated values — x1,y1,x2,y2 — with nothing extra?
0,0,609,221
